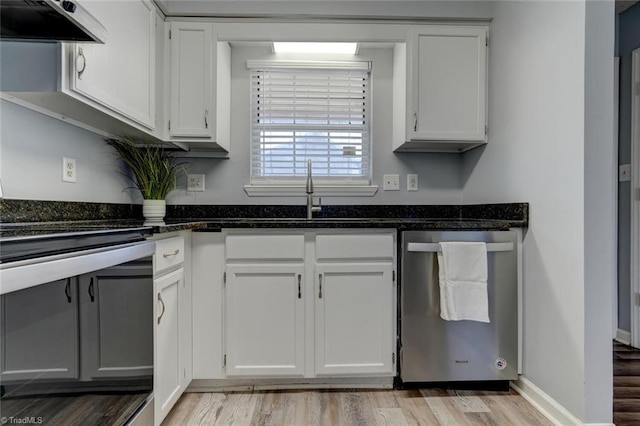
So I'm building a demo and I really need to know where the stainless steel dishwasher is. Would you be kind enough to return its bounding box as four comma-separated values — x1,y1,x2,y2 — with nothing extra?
400,230,518,383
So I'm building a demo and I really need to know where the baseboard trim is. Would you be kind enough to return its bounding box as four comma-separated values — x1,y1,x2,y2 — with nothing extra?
187,377,394,393
511,377,583,426
616,329,631,345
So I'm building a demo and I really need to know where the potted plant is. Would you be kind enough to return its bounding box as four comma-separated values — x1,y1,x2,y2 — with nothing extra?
106,137,184,226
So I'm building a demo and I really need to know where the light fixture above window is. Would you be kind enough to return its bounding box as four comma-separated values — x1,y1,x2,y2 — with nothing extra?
272,42,358,55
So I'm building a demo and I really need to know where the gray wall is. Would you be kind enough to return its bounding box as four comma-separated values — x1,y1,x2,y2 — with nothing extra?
0,100,135,203
617,1,640,333
462,1,614,422
168,45,465,206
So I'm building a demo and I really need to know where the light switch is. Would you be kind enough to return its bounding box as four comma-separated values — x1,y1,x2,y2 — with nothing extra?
407,174,418,191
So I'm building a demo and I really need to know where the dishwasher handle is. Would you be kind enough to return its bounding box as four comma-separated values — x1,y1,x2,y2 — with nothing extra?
407,242,514,253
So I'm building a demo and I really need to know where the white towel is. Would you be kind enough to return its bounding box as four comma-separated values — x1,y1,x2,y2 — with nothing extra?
437,242,490,323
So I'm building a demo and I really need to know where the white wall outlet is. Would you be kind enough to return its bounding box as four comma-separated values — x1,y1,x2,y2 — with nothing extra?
407,174,418,191
187,174,206,192
619,164,631,182
62,157,76,183
383,174,400,191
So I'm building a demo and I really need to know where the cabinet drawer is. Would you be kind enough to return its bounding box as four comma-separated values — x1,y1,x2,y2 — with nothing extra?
226,235,304,261
155,237,185,275
316,234,394,261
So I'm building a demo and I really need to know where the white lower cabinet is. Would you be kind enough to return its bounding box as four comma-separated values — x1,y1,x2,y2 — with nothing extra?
225,264,305,377
154,267,183,424
315,263,394,376
218,230,397,381
153,234,191,426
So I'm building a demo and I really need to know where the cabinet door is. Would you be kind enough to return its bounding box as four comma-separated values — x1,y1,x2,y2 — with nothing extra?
315,263,394,376
1,279,78,382
78,264,153,380
225,264,305,377
169,22,212,138
154,268,183,425
408,26,487,142
72,0,156,128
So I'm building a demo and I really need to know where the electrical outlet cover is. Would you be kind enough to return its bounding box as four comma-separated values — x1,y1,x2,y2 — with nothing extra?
62,157,76,183
383,174,400,191
187,174,206,191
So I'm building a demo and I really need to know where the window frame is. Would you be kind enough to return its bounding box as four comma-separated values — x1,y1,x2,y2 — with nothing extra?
244,60,378,197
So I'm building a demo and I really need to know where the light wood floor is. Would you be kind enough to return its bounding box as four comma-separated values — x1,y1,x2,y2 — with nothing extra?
162,388,553,426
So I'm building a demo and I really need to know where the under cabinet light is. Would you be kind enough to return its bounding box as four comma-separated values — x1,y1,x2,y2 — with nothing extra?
272,42,358,54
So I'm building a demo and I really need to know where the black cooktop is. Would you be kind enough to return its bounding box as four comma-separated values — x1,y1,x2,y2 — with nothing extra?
0,223,153,263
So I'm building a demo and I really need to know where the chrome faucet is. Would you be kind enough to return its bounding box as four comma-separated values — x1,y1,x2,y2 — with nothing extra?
306,159,322,220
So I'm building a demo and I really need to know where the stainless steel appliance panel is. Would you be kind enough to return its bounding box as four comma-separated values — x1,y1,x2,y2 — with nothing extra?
400,230,518,382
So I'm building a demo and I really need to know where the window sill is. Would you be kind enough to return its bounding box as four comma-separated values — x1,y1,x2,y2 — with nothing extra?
244,184,379,197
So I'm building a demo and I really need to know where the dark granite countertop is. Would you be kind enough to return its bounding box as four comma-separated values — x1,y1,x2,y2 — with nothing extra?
181,217,524,232
0,201,529,238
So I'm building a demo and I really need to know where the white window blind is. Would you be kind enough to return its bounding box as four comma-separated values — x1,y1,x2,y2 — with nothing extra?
249,63,371,183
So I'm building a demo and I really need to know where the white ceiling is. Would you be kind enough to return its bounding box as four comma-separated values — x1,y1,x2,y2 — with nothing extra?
154,0,494,19
156,0,638,19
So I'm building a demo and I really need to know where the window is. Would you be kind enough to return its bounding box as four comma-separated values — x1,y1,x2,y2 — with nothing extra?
248,61,372,188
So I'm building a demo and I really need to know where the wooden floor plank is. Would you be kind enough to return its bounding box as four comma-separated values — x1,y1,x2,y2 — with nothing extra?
374,407,410,426
449,390,491,413
395,389,441,426
614,340,640,423
421,389,474,425
213,392,258,426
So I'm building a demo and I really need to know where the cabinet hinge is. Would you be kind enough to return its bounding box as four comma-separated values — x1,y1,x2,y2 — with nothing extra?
169,30,171,40
392,353,395,364
224,354,227,367
168,120,171,131
223,271,226,284
392,270,396,282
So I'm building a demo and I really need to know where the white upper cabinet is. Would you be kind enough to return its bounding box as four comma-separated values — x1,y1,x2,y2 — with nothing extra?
167,22,230,154
0,1,161,140
72,0,156,129
393,25,488,153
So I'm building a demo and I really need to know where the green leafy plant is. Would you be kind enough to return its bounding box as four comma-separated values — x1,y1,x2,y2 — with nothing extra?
105,137,185,200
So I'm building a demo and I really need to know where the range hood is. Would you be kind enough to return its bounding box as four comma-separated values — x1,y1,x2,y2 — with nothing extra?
1,0,106,43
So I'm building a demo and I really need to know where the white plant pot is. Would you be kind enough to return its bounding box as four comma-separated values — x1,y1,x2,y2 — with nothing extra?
142,199,166,226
